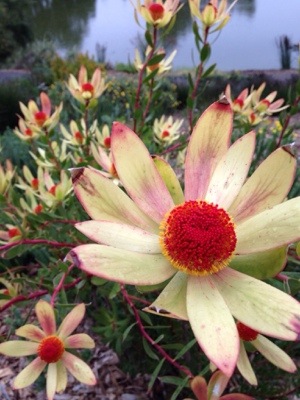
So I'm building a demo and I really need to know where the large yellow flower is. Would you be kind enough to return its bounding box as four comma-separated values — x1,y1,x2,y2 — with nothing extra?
0,300,96,400
69,99,300,377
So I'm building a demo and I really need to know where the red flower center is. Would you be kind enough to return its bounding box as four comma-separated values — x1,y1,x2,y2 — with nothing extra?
31,178,39,190
34,111,47,127
49,185,57,195
38,335,65,363
34,204,43,214
233,98,244,109
74,131,84,144
161,130,170,138
81,82,94,93
8,228,21,238
25,128,33,136
159,201,237,276
237,322,258,342
104,137,111,148
149,3,164,20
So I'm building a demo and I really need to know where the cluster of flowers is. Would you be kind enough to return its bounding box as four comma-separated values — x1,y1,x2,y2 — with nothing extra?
225,82,288,126
0,1,299,400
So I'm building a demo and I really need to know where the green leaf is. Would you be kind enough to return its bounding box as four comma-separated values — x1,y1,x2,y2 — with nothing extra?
174,338,197,361
202,63,216,78
200,43,211,62
147,53,166,66
142,337,159,360
145,30,153,47
122,322,137,342
91,276,107,286
148,359,165,391
2,244,28,259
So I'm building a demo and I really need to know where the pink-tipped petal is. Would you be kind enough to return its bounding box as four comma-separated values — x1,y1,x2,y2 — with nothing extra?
40,92,51,116
253,335,296,372
111,122,174,223
46,363,57,400
144,272,188,320
70,244,175,286
76,220,160,253
229,147,296,223
236,340,257,386
0,341,38,356
71,167,157,233
186,275,239,377
185,100,232,200
13,357,46,389
78,65,88,85
205,131,255,209
64,333,95,349
56,361,68,392
215,268,300,341
62,351,96,385
15,324,46,341
235,197,300,254
58,303,85,339
35,300,56,335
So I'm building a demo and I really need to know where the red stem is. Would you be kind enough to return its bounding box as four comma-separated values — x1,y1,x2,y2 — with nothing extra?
0,238,75,255
121,285,193,379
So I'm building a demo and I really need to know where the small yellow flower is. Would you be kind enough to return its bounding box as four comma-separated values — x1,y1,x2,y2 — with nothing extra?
134,47,177,75
189,0,237,32
0,275,21,307
0,300,96,400
153,115,184,145
67,66,106,105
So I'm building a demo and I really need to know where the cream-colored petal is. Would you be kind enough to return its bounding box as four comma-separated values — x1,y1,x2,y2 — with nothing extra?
214,268,300,341
153,156,185,205
235,197,300,254
35,299,56,335
75,220,161,253
71,167,158,233
229,147,297,223
57,303,85,339
111,122,174,224
205,131,255,209
230,246,287,280
0,340,38,356
64,333,95,349
236,340,257,385
56,360,68,392
62,351,96,385
253,335,296,372
46,363,57,400
70,244,175,285
185,99,232,200
13,357,46,389
144,272,188,320
15,324,46,341
186,275,239,377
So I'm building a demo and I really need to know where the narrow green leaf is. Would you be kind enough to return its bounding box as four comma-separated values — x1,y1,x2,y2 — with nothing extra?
148,359,165,391
142,337,159,360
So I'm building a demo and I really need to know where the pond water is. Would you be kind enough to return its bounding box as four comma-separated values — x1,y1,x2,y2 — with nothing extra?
31,0,300,71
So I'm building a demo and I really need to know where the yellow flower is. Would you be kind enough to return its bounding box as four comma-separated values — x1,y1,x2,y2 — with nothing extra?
189,0,237,32
0,300,96,400
134,47,177,75
0,275,21,307
69,99,300,378
153,115,184,145
19,92,62,134
67,65,106,105
236,322,296,386
133,0,181,28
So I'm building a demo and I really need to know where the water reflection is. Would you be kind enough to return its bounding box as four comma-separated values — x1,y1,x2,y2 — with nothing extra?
29,0,96,50
28,0,299,70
